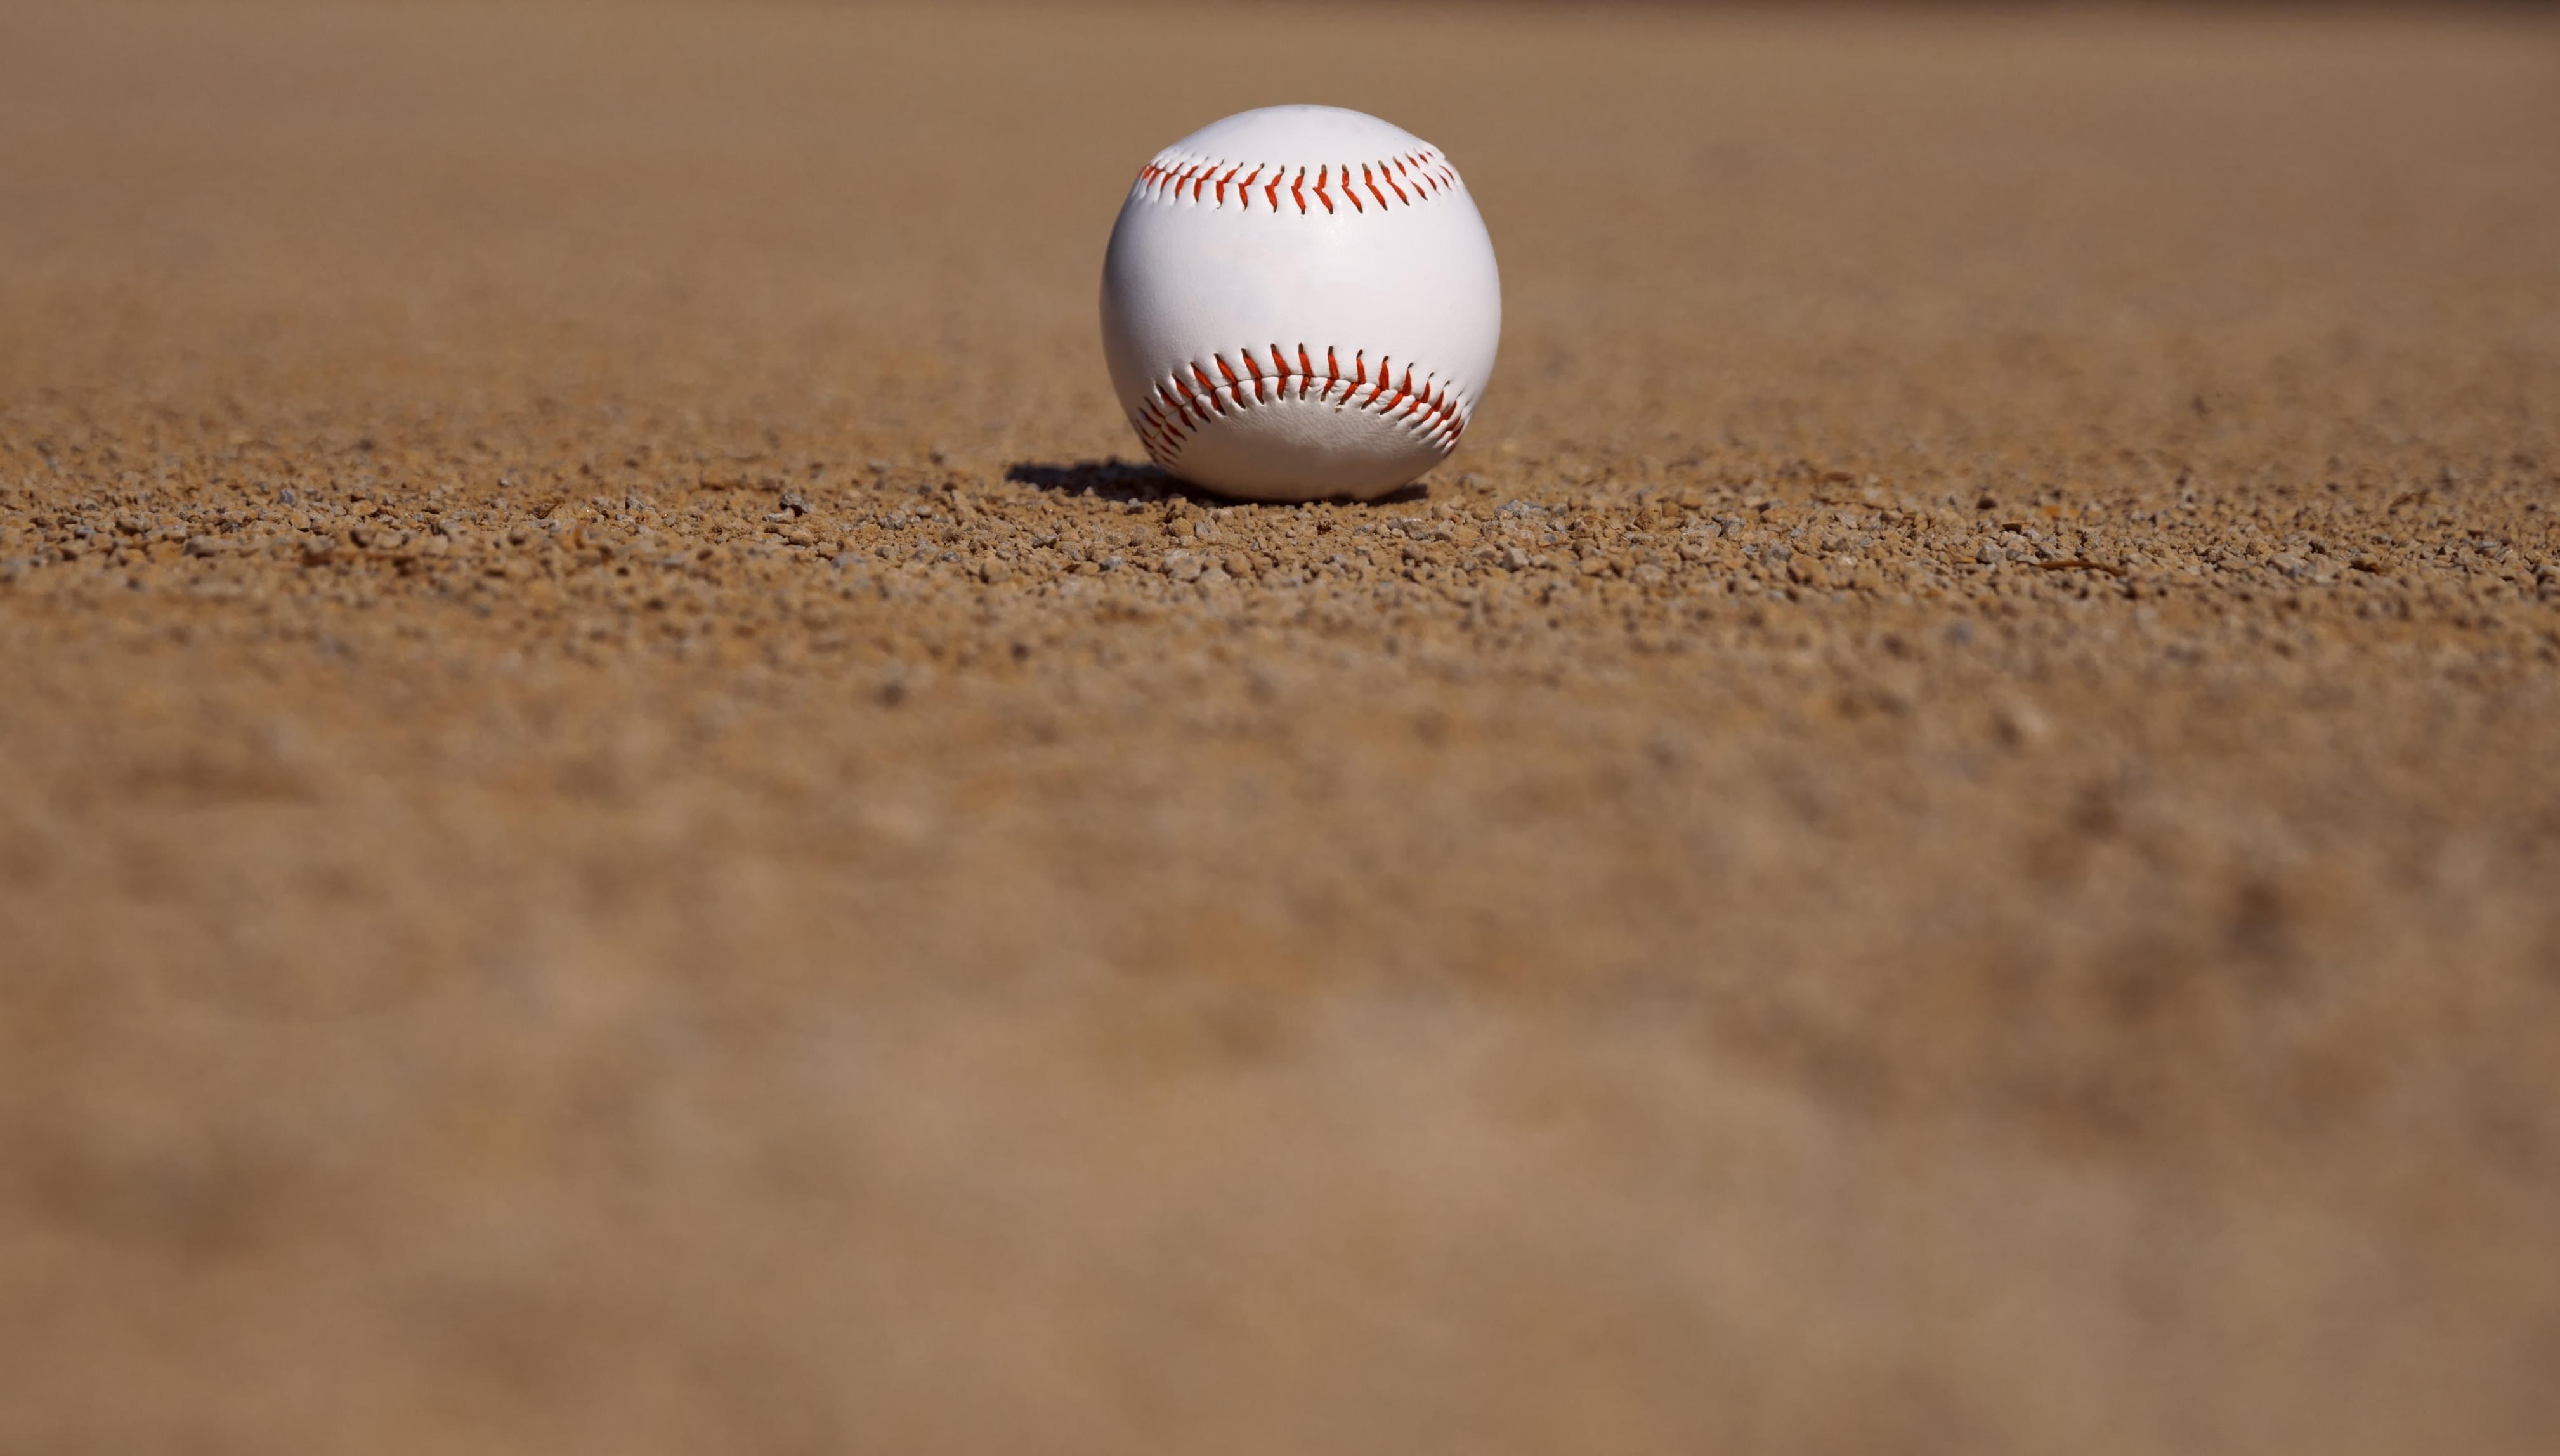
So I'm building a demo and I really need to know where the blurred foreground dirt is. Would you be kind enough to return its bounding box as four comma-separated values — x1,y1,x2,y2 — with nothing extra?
3,3,2558,1452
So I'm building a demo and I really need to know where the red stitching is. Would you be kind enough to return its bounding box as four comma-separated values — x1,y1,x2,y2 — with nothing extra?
1132,344,1475,471
1191,362,1227,414
1132,146,1464,214
1135,403,1175,456
1377,363,1409,417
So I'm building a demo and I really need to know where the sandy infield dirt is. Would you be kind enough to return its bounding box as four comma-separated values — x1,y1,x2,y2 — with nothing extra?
4,3,2558,1452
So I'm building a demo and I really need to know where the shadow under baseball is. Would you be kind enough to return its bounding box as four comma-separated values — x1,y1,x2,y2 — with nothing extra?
1004,458,1427,509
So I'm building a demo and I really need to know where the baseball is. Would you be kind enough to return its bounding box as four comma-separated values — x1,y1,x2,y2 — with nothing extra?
1099,105,1502,502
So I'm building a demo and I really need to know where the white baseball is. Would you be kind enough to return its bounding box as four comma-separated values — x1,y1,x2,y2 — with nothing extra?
1099,105,1501,502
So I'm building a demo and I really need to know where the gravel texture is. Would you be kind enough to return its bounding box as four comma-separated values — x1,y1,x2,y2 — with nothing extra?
4,3,2559,1453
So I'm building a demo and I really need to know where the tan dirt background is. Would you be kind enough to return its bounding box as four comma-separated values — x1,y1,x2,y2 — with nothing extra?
4,2,2559,1452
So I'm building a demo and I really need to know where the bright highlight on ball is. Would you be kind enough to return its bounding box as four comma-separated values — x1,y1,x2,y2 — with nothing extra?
1099,105,1502,502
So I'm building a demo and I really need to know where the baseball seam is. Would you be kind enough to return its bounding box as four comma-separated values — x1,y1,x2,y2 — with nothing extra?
1132,147,1464,216
1128,345,1473,469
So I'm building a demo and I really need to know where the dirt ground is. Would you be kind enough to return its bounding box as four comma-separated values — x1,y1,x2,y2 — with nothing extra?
3,2,2557,1452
